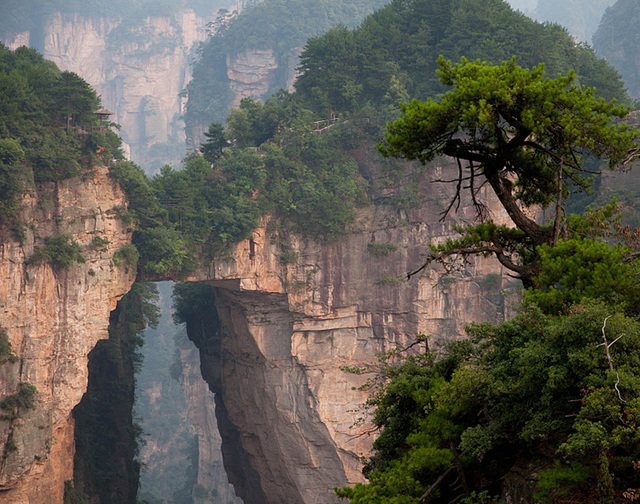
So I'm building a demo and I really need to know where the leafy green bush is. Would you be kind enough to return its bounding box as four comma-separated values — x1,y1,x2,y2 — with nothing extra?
528,238,640,314
27,235,84,270
367,242,397,257
112,244,139,270
0,382,37,419
109,160,195,277
90,236,109,251
0,138,27,224
375,274,403,286
0,327,17,365
277,244,298,265
338,301,640,502
534,462,590,503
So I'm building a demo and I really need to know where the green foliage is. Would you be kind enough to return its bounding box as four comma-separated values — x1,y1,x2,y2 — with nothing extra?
593,0,640,99
134,226,194,276
0,327,17,365
90,236,109,251
0,137,26,224
27,235,84,270
200,122,226,164
0,382,37,419
175,0,634,268
296,0,627,116
180,0,631,267
0,44,122,225
375,275,403,286
262,137,365,239
381,56,635,199
367,242,398,257
534,462,590,503
113,245,140,271
380,57,638,283
186,0,389,126
152,94,367,249
338,301,640,502
109,160,195,277
276,241,298,265
527,238,640,314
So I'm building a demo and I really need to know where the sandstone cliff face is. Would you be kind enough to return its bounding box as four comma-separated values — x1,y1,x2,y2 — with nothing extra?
186,163,515,503
0,167,135,504
3,10,214,171
226,47,300,109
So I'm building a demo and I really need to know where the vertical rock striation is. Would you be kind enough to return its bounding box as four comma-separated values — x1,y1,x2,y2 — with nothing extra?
42,11,212,171
226,47,299,109
0,167,136,504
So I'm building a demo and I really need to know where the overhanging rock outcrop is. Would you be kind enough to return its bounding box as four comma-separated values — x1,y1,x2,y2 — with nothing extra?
185,167,517,503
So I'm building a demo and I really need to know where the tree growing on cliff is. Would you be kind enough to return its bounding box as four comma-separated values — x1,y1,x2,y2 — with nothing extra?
380,57,640,284
200,122,227,164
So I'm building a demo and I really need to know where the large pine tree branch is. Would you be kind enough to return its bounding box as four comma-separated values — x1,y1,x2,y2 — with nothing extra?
483,170,551,245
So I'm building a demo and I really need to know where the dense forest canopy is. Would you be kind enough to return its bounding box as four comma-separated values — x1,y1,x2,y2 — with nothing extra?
171,0,630,275
295,0,626,115
185,0,391,128
188,0,627,133
593,0,640,99
0,43,122,226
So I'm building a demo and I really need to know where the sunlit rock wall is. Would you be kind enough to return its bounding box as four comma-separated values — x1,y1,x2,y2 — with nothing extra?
0,167,136,503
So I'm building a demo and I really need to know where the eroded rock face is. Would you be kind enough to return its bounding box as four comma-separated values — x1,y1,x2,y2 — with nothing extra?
226,47,299,109
0,167,136,504
186,162,516,502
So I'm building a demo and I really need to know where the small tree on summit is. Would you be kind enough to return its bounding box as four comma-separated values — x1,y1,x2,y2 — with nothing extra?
200,122,226,164
380,57,640,284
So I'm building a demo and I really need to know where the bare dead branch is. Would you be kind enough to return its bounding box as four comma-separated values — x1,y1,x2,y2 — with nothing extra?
552,159,564,245
346,427,380,441
439,157,464,221
419,467,455,504
468,161,488,222
620,147,640,168
599,316,626,404
407,243,528,281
